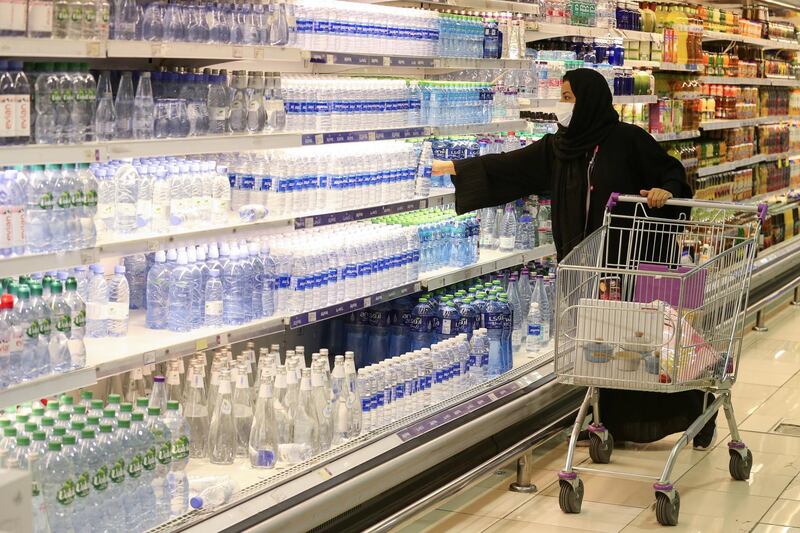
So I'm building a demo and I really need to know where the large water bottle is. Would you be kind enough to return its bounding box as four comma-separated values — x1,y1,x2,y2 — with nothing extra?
124,254,147,310
95,71,116,140
168,248,192,332
228,71,248,134
51,164,79,251
42,441,76,533
77,163,98,248
207,73,229,135
48,281,72,373
146,250,169,329
115,418,144,530
144,406,172,524
14,286,39,381
204,270,223,327
436,297,460,343
133,71,154,139
365,303,390,366
507,275,525,350
107,265,130,336
130,412,158,531
113,0,137,39
483,296,504,377
114,71,134,139
114,165,138,234
164,400,190,517
24,165,53,254
498,203,517,251
409,297,434,350
77,428,110,531
86,263,108,337
222,249,246,325
531,275,551,345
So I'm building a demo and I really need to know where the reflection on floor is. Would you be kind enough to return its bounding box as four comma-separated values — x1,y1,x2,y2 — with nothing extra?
393,305,800,533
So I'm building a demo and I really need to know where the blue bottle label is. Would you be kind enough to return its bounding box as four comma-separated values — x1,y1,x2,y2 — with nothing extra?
484,312,504,330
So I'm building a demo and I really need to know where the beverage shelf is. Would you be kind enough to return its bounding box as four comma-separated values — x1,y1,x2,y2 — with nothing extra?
699,115,787,131
519,95,655,111
0,121,522,165
106,40,303,62
0,37,105,58
651,130,701,142
0,244,555,408
702,30,800,50
698,75,800,87
287,244,555,329
526,22,662,43
0,191,456,279
695,153,784,178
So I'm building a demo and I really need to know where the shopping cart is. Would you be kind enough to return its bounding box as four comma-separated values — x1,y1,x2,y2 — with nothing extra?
555,193,768,526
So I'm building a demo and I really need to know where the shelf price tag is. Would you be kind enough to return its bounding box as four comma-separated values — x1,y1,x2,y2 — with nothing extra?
254,48,264,60
196,338,209,351
86,41,102,57
149,43,164,57
232,46,244,59
144,351,156,365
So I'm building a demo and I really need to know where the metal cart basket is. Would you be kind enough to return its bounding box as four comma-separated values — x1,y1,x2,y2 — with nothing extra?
555,193,767,526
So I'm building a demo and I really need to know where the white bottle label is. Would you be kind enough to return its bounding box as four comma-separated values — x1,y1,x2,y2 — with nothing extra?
27,1,53,32
210,107,227,121
105,302,129,321
0,208,11,249
15,94,29,137
12,328,23,352
0,95,14,138
499,236,514,249
237,373,248,388
86,302,108,320
0,334,9,359
10,0,26,31
205,300,222,316
132,367,143,380
9,207,24,247
167,371,180,386
440,319,451,335
193,373,204,388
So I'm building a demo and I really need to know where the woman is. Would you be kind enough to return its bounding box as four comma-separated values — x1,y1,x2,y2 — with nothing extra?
433,68,716,447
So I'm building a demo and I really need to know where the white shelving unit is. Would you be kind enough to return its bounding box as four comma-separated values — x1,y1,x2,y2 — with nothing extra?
695,152,796,177
699,115,788,131
0,244,555,408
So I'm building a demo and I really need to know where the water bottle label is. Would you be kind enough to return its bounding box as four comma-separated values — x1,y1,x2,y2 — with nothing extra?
527,324,542,336
55,313,71,334
75,473,90,498
205,300,223,317
173,436,189,460
157,441,171,465
142,448,156,471
167,370,180,385
210,107,227,121
25,320,39,339
481,353,490,367
73,309,86,329
361,397,371,413
36,192,53,211
440,319,452,335
484,312,504,330
106,302,130,321
456,316,475,334
11,329,23,352
109,459,125,484
56,480,75,506
91,467,108,491
435,369,444,384
395,383,404,399
255,449,276,468
220,398,232,415
127,454,143,478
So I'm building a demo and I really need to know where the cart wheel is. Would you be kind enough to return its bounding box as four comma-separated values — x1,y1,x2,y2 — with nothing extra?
589,432,614,464
655,491,680,526
729,449,753,481
558,478,584,514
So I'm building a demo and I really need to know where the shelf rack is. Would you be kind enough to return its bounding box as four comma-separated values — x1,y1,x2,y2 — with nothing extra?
0,244,556,408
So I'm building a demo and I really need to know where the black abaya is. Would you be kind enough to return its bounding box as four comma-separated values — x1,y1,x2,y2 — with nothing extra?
450,69,716,443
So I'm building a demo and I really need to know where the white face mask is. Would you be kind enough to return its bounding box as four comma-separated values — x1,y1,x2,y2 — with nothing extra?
555,101,574,128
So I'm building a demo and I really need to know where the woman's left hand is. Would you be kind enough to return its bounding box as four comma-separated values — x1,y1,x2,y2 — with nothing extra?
639,188,673,208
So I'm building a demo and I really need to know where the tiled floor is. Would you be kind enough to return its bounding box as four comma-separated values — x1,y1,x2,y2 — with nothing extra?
394,305,800,533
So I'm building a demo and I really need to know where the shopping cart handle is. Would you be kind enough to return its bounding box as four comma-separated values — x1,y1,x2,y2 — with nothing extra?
606,193,769,222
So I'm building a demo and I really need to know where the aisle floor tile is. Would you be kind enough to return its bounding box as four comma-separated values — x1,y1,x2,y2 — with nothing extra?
650,486,775,519
752,524,800,532
675,448,797,497
506,495,642,532
737,431,800,456
762,498,800,527
779,476,800,500
622,508,760,532
483,518,598,533
541,471,655,508
437,486,534,518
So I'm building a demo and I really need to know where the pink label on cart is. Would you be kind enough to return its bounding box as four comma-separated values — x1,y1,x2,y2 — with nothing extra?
633,264,707,309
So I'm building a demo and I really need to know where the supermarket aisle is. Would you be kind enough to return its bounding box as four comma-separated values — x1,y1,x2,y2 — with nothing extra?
394,305,800,533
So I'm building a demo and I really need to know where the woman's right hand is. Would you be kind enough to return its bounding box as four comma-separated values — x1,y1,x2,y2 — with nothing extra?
432,160,456,176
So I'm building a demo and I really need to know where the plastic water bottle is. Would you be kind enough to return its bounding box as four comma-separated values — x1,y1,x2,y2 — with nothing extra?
507,276,525,350
124,254,147,310
95,71,116,141
107,265,130,336
42,441,76,533
133,71,155,139
499,203,517,251
49,281,72,373
145,250,169,329
114,71,134,139
77,428,109,530
167,248,192,332
483,296,504,377
436,297,460,342
222,250,246,325
164,401,190,517
25,164,53,254
114,165,138,234
409,297,434,350
531,276,551,345
113,0,137,39
189,478,236,510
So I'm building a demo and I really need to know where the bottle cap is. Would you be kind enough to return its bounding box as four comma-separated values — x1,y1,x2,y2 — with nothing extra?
48,441,62,452
147,407,160,416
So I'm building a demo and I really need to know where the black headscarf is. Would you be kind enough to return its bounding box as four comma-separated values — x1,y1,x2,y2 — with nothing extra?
552,68,620,160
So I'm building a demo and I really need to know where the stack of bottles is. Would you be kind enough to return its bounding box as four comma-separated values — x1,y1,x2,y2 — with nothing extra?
331,265,557,375
86,157,230,237
0,390,192,533
478,200,545,252
1,0,109,40
0,163,98,256
225,141,420,218
371,207,479,273
0,274,87,390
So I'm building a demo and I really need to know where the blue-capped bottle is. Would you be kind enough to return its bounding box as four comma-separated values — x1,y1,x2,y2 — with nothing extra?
497,294,513,372
168,248,193,332
435,296,460,342
482,295,504,377
456,297,478,340
409,297,434,351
